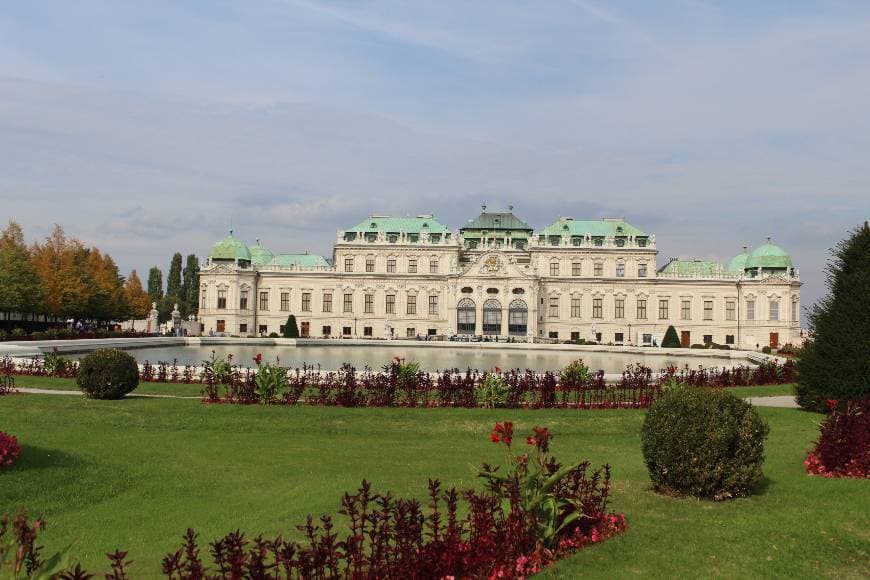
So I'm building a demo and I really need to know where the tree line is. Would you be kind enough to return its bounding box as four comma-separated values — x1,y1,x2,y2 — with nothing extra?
0,221,199,326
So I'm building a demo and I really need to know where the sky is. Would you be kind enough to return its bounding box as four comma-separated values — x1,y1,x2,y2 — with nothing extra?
1,0,869,311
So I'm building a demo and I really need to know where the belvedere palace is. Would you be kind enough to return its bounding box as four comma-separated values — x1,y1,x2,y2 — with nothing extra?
199,208,801,350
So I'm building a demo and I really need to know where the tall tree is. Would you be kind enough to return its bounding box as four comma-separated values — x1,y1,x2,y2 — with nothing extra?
167,253,183,300
0,221,42,318
796,222,870,410
147,267,163,305
125,270,151,318
182,254,200,317
86,249,129,321
31,225,91,320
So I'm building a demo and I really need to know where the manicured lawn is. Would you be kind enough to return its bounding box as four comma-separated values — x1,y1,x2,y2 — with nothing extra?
0,394,867,578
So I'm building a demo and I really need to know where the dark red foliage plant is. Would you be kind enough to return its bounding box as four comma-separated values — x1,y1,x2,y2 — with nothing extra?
805,399,869,478
0,431,20,469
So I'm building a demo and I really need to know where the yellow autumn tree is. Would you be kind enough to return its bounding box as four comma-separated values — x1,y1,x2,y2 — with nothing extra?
125,270,151,318
31,225,92,320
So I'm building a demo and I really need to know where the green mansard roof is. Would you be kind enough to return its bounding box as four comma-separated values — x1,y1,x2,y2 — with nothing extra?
540,217,647,238
249,241,275,266
345,215,450,234
209,231,251,261
273,253,331,268
658,259,724,276
461,210,533,233
726,247,750,272
745,240,793,270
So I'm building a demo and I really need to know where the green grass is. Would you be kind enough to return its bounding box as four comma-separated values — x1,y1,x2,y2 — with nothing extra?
0,395,867,578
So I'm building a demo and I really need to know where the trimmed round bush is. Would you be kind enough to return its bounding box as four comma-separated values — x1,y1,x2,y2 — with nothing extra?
76,348,139,399
641,388,769,500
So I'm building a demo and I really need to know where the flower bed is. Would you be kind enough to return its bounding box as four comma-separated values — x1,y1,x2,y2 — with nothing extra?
805,399,869,478
1,425,625,578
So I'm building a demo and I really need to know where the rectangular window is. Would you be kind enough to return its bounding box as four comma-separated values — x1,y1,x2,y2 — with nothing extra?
681,299,692,320
637,299,647,320
259,291,269,311
429,259,439,274
301,292,311,312
239,323,247,333
344,257,354,272
726,301,736,321
280,292,289,312
548,331,559,339
387,259,396,273
363,326,373,337
638,263,647,277
406,327,416,338
407,295,417,315
616,263,625,278
572,262,581,276
343,326,351,336
258,325,267,335
408,259,417,273
704,300,713,321
550,262,559,276
704,334,713,345
239,290,248,310
548,297,559,318
615,332,624,343
322,325,331,336
593,298,603,319
570,297,581,318
364,293,374,314
571,331,580,341
770,301,779,321
217,289,227,309
322,293,332,313
594,262,603,277
658,299,669,319
428,295,438,315
747,300,755,320
726,334,735,345
615,298,625,319
386,294,396,314
201,289,207,309
366,258,375,273
343,293,353,313
791,301,798,322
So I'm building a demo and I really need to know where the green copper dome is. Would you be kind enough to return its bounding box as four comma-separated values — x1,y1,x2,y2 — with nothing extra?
745,239,792,270
209,231,252,262
249,241,274,265
726,247,750,272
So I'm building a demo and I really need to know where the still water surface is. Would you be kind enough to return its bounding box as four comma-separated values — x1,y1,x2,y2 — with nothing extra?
119,344,741,373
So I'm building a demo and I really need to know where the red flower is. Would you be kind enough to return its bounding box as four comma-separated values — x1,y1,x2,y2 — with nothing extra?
491,421,514,446
494,366,502,374
826,399,838,412
491,433,501,443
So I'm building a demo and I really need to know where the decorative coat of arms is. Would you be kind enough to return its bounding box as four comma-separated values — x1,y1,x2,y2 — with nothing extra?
484,256,502,273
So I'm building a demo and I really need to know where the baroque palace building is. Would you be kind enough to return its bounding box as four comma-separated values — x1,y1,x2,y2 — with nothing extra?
198,208,802,350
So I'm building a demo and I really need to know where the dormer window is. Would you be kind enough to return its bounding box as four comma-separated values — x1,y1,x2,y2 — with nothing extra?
370,222,377,228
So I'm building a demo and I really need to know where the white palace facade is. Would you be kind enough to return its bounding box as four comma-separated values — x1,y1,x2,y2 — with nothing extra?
198,208,802,350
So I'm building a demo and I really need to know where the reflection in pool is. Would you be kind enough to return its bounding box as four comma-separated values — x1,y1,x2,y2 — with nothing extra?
108,343,742,374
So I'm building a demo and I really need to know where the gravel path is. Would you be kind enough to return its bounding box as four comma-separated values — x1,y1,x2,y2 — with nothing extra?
744,395,800,408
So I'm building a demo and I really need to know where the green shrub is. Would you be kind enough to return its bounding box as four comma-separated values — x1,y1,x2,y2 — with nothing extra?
690,343,705,349
559,359,590,388
761,345,772,354
661,325,680,348
10,328,26,338
76,348,139,399
475,373,508,408
283,315,300,338
641,388,769,500
268,332,280,338
797,222,870,411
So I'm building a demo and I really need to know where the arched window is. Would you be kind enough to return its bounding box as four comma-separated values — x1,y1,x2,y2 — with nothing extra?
483,299,502,335
508,299,528,336
457,298,476,334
